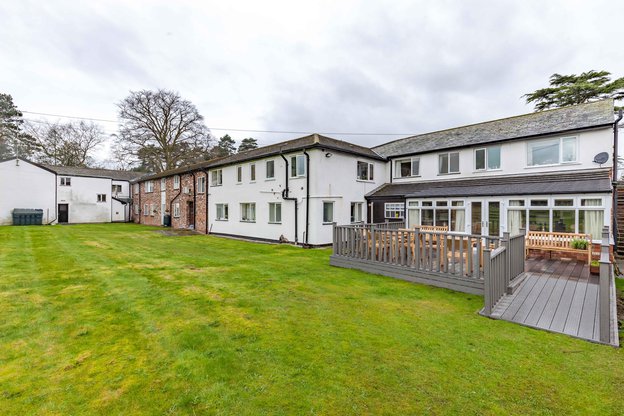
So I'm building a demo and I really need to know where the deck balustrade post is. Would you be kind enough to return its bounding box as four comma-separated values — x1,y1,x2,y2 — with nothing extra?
599,226,611,344
483,248,492,316
414,226,421,270
332,223,337,255
502,232,510,290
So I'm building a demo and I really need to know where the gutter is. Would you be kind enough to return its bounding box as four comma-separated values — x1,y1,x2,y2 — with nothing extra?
279,151,298,244
302,149,310,245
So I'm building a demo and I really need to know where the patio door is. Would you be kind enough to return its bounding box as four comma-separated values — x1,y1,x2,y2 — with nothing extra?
470,201,501,237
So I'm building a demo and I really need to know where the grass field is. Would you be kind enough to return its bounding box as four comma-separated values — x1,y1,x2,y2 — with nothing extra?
0,224,622,415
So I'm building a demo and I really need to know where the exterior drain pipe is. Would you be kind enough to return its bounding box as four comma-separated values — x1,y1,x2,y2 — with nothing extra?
302,149,310,246
612,109,623,248
280,152,298,244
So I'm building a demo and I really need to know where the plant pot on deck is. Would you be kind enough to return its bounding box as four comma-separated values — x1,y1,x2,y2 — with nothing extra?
590,261,600,275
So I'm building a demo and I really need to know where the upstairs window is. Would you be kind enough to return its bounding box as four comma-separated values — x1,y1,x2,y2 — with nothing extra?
527,136,577,166
145,181,154,193
112,184,122,194
291,155,306,177
211,169,223,186
266,160,275,179
356,161,374,181
97,194,107,203
60,177,71,186
160,178,166,189
439,152,460,174
395,158,419,178
173,175,180,189
134,183,139,194
197,176,206,194
475,146,501,171
250,164,256,182
236,166,242,183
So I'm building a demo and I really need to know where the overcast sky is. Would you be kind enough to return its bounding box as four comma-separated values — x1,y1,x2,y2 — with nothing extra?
1,0,622,163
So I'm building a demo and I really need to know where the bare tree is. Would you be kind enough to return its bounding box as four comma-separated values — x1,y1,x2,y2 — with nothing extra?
24,120,105,166
116,89,212,172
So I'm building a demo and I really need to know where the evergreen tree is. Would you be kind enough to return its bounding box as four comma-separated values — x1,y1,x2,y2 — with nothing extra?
238,137,258,152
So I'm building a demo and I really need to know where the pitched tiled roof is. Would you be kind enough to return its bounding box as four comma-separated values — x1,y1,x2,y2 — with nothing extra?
366,169,612,199
373,100,615,158
42,164,145,181
136,134,384,182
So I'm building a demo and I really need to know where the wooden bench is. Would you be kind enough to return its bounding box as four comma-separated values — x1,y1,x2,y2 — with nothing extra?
525,231,592,264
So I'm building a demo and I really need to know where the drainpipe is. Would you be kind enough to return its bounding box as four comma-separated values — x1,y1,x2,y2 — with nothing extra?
138,182,142,224
612,109,623,249
191,171,197,229
280,151,298,244
303,149,310,245
203,169,209,234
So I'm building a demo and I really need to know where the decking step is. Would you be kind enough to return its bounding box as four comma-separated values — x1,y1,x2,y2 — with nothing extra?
506,272,528,295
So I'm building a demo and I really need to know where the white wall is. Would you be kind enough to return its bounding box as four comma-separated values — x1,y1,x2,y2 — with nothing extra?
0,159,56,225
308,149,387,245
57,176,111,223
207,149,386,245
389,128,613,184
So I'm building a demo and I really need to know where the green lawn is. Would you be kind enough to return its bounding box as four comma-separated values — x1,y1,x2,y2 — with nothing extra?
0,224,622,415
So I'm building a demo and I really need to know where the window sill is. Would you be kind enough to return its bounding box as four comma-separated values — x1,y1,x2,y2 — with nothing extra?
322,222,334,225
240,220,256,223
211,184,223,187
290,176,306,180
525,162,581,169
437,172,460,176
393,175,421,180
268,222,282,225
265,178,275,181
356,179,375,183
472,169,502,173
215,219,228,221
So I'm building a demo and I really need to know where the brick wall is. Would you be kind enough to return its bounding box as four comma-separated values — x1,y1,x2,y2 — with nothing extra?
132,171,209,234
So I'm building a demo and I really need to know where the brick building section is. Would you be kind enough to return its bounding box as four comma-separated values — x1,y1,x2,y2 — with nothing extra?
131,171,209,234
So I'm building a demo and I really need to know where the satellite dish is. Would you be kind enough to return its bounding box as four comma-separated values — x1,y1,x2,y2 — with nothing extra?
593,152,609,165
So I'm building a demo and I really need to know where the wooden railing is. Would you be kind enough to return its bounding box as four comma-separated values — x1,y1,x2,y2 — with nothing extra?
598,226,613,344
332,225,504,293
482,229,527,316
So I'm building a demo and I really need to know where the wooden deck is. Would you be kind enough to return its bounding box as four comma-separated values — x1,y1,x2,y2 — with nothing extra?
489,257,618,346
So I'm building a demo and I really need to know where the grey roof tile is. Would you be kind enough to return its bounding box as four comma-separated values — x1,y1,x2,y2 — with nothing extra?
373,100,615,158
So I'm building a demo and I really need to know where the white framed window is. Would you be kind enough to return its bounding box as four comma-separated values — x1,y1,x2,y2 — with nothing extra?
290,154,306,177
323,201,334,223
173,202,180,218
97,194,107,203
60,177,71,186
149,203,155,216
236,166,242,183
197,176,206,194
475,146,501,171
134,204,139,215
134,183,139,194
350,202,363,223
266,160,275,179
439,152,460,174
143,203,149,216
112,184,122,194
240,203,256,222
527,136,577,166
269,202,281,224
145,181,154,193
173,175,180,189
250,164,256,182
384,203,404,219
395,158,419,178
160,178,166,190
211,169,223,186
216,203,228,221
408,199,466,231
356,161,374,181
